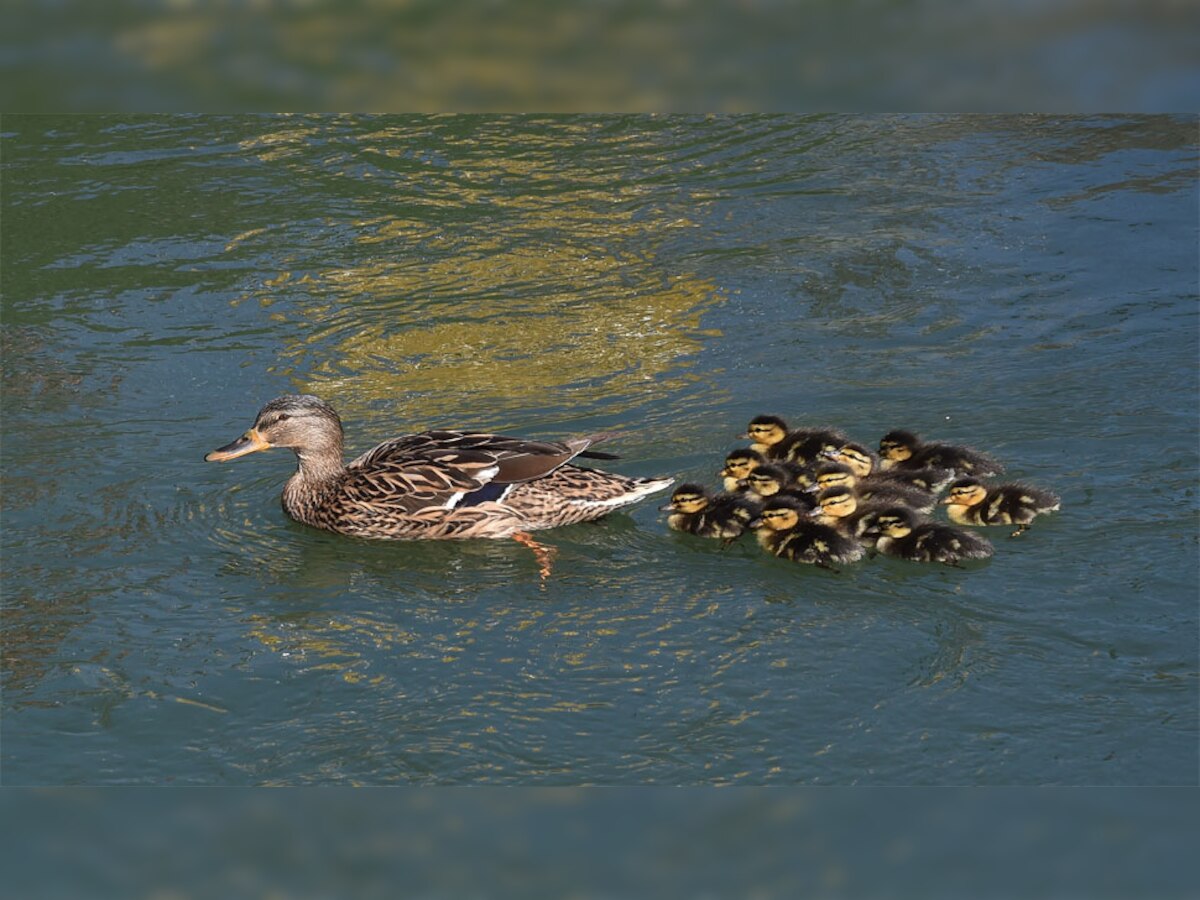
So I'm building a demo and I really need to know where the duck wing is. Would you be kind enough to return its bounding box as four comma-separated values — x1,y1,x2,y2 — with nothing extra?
344,430,613,511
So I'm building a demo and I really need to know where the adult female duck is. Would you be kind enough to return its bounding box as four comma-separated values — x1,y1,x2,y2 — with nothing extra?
206,395,673,540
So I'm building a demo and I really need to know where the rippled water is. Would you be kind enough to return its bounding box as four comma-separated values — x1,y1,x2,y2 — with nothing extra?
3,115,1196,785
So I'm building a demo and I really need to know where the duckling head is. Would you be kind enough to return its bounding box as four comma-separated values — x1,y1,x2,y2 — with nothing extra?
741,415,789,452
660,483,713,514
206,394,345,466
878,430,919,464
830,442,877,478
943,478,987,508
719,448,765,486
866,505,919,539
746,463,793,498
813,485,858,519
749,496,808,533
811,461,857,493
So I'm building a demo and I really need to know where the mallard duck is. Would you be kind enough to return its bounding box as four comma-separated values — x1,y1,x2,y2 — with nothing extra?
862,505,993,565
878,430,1003,477
810,461,937,513
942,477,1060,536
718,448,766,493
825,442,952,493
749,496,864,568
661,483,760,543
822,441,879,479
810,485,892,542
205,395,674,540
742,416,850,465
744,463,817,509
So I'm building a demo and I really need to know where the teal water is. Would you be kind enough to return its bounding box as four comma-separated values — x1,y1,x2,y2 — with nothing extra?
2,115,1196,785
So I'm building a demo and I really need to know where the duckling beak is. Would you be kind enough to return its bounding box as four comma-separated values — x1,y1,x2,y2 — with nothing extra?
746,517,763,529
658,502,676,512
205,427,271,462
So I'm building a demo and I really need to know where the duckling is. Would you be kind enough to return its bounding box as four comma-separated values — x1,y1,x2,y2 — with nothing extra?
661,483,761,543
828,440,954,493
749,496,864,569
810,485,891,542
782,427,854,466
942,477,1060,536
810,461,937,514
744,463,818,510
878,430,1003,477
822,441,880,479
742,416,850,466
718,447,766,493
862,505,993,566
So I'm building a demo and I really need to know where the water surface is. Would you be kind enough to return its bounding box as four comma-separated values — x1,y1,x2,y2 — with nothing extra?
2,115,1196,784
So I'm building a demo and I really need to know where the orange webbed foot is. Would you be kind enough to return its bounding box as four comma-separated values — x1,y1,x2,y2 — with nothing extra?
512,531,557,581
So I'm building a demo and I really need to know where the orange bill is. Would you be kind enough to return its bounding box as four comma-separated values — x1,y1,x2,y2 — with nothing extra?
205,427,270,462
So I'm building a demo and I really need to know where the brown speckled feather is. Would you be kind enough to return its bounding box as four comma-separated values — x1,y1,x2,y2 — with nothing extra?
209,396,672,540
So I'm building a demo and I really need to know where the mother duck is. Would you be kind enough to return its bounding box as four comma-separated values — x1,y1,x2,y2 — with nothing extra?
206,394,673,540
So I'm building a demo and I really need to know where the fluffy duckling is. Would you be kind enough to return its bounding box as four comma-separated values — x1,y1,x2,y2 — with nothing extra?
744,464,818,510
749,496,864,569
823,441,879,479
942,477,1060,536
742,416,850,466
825,442,952,494
862,505,994,566
717,448,766,493
810,486,891,542
810,461,937,514
661,483,761,543
878,430,1003,477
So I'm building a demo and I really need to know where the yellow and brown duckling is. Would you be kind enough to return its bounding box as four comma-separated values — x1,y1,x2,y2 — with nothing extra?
828,442,953,493
742,416,850,466
810,485,892,542
810,461,937,514
942,477,1060,536
718,447,766,493
661,483,761,543
823,441,879,479
206,394,674,541
744,463,818,510
878,430,1003,477
862,505,993,566
749,496,864,569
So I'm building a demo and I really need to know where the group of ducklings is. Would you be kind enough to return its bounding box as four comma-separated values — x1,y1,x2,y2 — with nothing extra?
662,415,1060,569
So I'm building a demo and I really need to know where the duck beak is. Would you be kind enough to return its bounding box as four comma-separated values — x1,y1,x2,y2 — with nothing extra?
205,427,271,462
658,502,676,512
747,517,763,529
